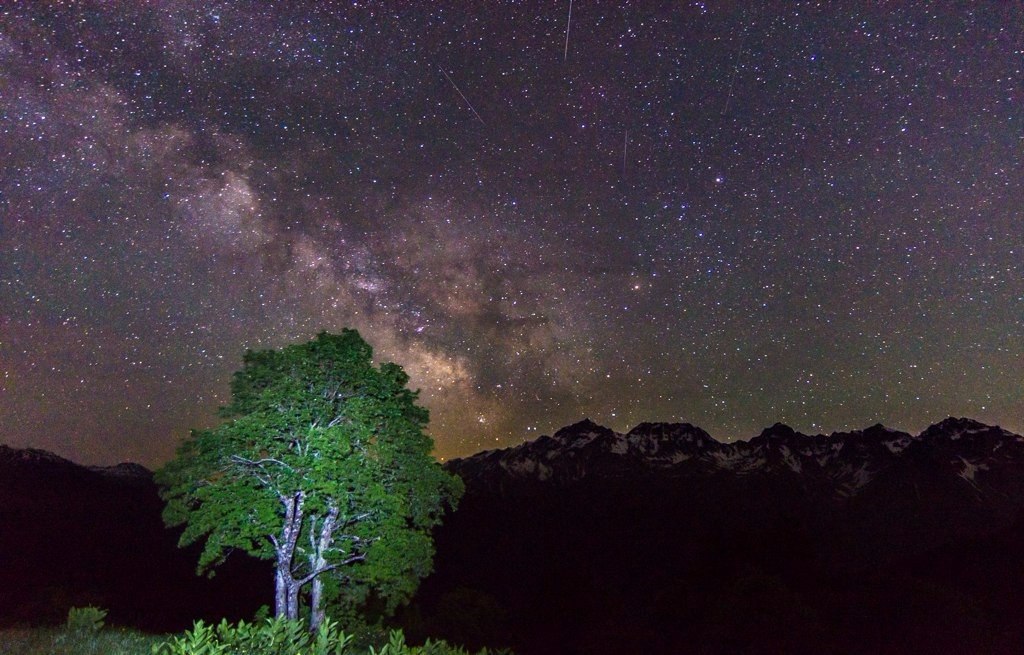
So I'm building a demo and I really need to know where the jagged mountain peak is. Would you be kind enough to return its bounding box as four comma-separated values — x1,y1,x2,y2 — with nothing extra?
920,416,1009,440
829,423,904,438
627,421,713,439
557,418,604,433
551,419,616,446
762,422,801,436
864,422,893,433
751,422,811,444
827,424,914,455
933,416,990,429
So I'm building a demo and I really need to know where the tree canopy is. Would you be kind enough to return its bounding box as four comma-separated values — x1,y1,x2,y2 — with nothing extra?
156,330,464,631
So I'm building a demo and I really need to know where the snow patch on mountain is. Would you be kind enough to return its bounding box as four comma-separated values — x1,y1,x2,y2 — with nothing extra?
780,445,802,473
883,435,912,454
609,434,628,455
710,447,747,470
834,463,875,497
957,456,987,483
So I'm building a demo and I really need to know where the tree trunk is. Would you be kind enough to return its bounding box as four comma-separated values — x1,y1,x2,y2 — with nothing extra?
275,567,289,618
287,581,301,620
308,504,340,633
277,563,303,620
310,575,325,633
274,491,306,620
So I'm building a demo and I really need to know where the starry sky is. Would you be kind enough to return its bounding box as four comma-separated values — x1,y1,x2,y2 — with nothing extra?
1,2,1022,467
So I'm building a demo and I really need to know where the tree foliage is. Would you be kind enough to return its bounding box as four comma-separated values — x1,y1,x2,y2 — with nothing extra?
156,330,464,630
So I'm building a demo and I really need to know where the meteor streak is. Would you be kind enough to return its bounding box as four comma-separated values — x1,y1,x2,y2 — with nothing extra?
438,66,485,125
563,0,573,61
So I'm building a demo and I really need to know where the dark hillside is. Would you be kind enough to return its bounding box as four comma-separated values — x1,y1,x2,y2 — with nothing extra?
4,418,1024,653
0,445,268,631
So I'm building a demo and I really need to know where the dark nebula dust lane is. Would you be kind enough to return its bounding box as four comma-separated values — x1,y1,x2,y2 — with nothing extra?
1,2,1021,466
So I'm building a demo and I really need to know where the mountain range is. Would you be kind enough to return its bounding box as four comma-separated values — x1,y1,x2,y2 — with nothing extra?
4,417,1024,654
451,416,1024,499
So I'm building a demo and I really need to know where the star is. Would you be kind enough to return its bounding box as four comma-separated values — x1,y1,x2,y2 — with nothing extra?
0,2,1020,466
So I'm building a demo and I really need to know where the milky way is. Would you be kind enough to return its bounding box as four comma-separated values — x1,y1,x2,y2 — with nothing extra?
1,2,1021,466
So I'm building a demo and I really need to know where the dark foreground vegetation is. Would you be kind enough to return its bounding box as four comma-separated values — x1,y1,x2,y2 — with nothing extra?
418,469,1024,655
7,419,1024,654
418,418,1024,655
0,608,502,655
0,625,162,655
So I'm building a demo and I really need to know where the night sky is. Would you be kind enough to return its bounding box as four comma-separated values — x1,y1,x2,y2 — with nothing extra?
1,2,1021,467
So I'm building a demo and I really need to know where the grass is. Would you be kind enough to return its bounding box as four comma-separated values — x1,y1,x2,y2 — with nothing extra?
0,626,165,655
1,612,509,655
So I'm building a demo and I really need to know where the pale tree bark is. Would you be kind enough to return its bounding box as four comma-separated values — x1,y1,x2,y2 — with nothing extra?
287,582,301,620
273,495,371,630
308,503,340,633
302,506,370,632
309,577,326,632
272,491,306,619
275,568,288,619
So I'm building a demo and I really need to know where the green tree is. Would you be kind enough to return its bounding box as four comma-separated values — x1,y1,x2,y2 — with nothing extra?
156,330,464,632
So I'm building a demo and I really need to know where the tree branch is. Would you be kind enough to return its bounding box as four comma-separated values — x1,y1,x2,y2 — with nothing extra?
295,553,366,586
340,512,373,528
297,566,335,586
339,553,367,567
230,454,294,472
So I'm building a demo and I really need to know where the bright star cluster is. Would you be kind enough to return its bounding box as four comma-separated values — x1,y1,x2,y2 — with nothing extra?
1,2,1021,466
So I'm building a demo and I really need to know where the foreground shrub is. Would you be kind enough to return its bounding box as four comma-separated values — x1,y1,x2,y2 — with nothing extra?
0,625,164,655
153,617,350,655
369,629,505,655
153,618,507,655
67,606,107,633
